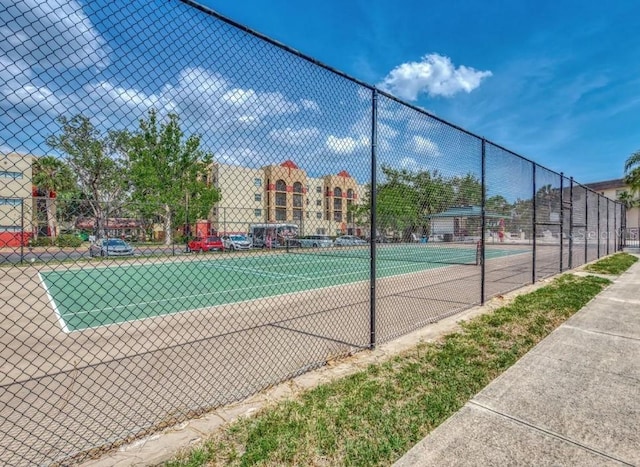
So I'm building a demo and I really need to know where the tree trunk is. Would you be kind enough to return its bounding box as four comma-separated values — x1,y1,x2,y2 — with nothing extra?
45,198,58,240
164,204,172,246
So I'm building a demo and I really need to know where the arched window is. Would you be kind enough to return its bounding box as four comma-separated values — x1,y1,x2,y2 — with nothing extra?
347,189,354,199
275,179,287,208
293,182,303,209
275,179,287,192
333,187,342,213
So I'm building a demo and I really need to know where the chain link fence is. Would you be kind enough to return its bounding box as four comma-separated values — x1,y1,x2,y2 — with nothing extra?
0,0,626,464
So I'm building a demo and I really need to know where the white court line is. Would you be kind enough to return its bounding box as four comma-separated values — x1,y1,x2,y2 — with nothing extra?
63,266,368,318
38,272,70,333
198,262,305,279
59,249,524,321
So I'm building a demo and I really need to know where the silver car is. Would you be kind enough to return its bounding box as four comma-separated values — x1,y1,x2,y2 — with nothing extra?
222,234,252,251
334,235,367,246
89,238,135,257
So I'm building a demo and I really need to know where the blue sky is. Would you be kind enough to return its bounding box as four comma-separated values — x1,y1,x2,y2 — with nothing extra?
1,0,639,190
198,0,640,184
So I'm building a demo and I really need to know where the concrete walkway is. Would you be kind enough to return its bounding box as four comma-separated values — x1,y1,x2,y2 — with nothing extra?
395,260,640,466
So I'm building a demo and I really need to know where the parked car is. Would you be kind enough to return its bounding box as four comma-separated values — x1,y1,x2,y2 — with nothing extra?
187,236,224,252
334,235,367,246
222,234,252,251
298,235,334,248
89,238,135,257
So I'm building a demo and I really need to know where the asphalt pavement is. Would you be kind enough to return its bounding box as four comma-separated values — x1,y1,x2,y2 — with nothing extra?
394,257,640,466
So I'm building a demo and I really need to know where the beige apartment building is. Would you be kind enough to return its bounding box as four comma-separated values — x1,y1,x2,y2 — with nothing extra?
584,178,640,229
210,160,367,237
0,152,35,247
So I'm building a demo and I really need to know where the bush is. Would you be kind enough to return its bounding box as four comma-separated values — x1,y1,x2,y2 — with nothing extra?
55,234,83,248
29,237,54,247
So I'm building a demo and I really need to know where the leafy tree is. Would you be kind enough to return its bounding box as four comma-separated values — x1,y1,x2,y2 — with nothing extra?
32,156,75,240
352,166,482,240
119,109,220,245
486,195,511,215
624,150,640,194
451,173,482,207
46,115,128,237
623,150,640,230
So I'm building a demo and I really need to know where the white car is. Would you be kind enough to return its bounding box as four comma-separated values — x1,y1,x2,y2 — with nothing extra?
298,235,334,248
334,235,367,246
89,238,135,257
222,234,252,251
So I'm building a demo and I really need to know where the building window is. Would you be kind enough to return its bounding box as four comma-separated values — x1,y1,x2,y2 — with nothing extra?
316,212,322,219
254,178,262,187
0,198,21,206
316,186,322,193
0,226,21,232
254,209,262,217
211,207,217,216
316,200,322,206
333,187,342,197
306,212,310,219
347,189,354,199
0,171,22,179
275,179,287,191
316,228,326,234
255,193,262,202
275,192,287,207
293,210,303,221
333,198,342,210
334,211,343,222
275,208,286,221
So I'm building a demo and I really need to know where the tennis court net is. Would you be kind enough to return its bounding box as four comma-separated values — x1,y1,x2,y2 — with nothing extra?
286,241,480,266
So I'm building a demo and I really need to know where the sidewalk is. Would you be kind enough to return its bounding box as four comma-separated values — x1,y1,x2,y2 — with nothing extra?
395,260,640,466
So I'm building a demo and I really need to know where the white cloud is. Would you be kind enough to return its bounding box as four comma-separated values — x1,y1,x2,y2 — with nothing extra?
0,0,111,70
410,135,441,156
325,135,370,154
269,127,320,145
379,53,492,101
300,99,320,111
399,157,422,171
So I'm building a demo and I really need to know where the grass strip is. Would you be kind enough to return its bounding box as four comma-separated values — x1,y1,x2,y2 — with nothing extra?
584,252,638,275
165,274,611,466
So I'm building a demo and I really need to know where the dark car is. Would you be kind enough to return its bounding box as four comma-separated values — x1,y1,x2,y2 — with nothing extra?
187,236,224,252
89,238,135,257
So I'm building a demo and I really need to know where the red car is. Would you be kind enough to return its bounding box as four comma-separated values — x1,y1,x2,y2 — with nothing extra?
187,236,224,252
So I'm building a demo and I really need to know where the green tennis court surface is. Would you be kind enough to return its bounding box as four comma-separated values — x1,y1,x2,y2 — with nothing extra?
40,245,526,332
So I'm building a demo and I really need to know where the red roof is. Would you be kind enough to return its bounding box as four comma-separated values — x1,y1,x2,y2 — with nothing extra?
280,160,299,169
338,170,351,178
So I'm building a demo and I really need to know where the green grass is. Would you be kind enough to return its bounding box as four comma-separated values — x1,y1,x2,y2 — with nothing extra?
584,252,638,275
164,274,612,467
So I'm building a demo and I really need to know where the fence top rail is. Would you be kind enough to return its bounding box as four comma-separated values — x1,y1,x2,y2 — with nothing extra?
179,1,628,196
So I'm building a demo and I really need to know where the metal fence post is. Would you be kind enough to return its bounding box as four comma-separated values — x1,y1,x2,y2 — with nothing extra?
584,190,589,263
568,177,573,269
597,195,601,258
532,165,537,283
369,88,378,350
559,173,564,272
480,138,486,304
606,198,610,256
20,199,24,265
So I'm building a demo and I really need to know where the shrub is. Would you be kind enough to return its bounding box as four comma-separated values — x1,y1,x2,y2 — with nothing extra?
29,237,53,247
56,234,83,248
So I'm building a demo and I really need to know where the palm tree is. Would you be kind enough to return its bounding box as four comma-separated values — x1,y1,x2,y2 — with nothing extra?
624,150,640,230
32,156,75,240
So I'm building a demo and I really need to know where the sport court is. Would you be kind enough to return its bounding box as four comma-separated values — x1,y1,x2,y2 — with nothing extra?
39,244,527,332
